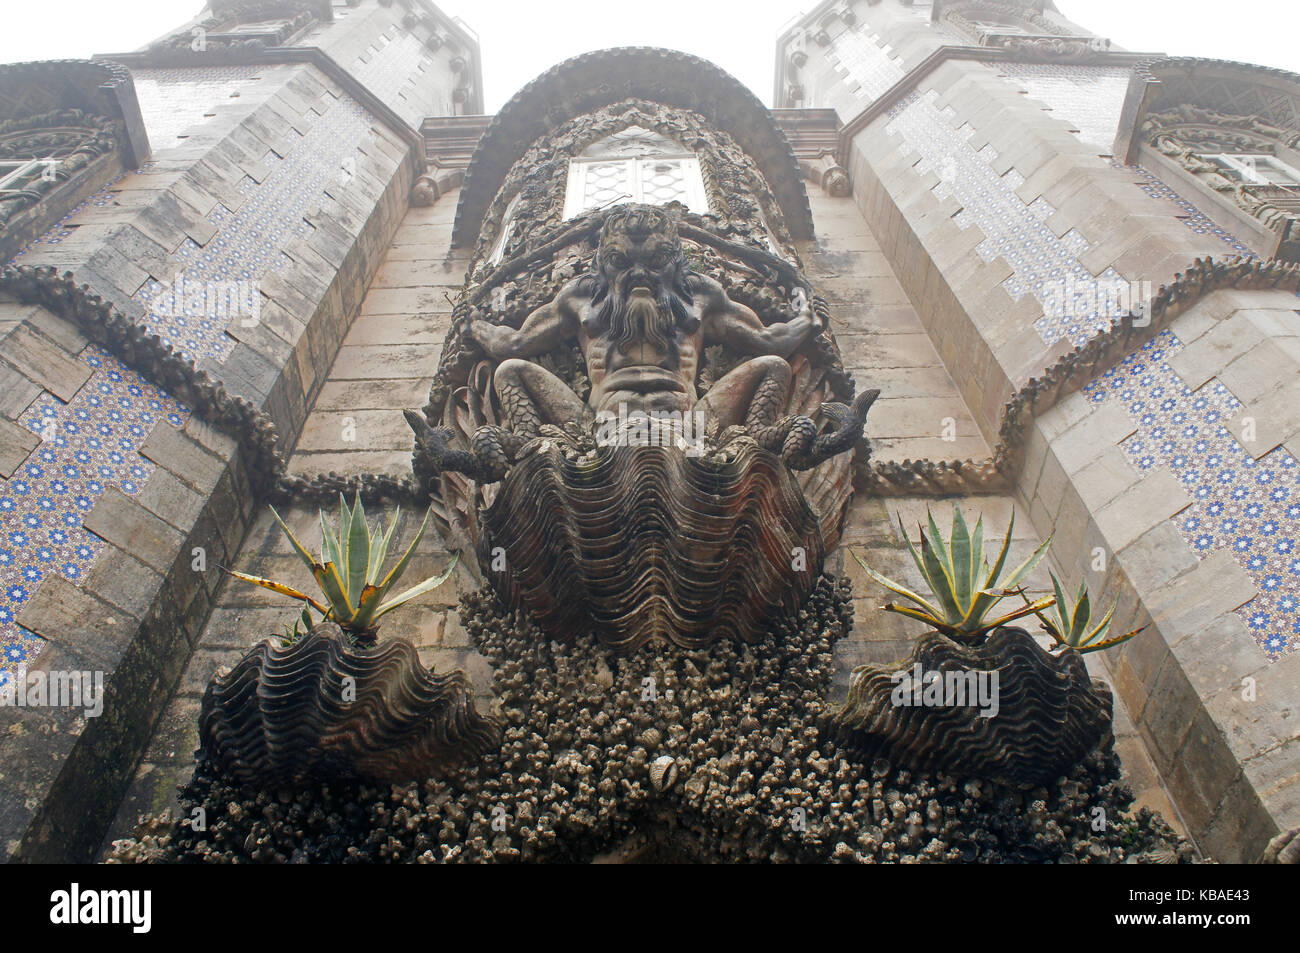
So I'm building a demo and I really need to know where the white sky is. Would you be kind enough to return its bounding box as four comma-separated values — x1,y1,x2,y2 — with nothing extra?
0,0,1295,111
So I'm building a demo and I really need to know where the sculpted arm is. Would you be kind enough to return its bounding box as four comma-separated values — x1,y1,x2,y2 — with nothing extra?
698,275,820,358
468,283,581,360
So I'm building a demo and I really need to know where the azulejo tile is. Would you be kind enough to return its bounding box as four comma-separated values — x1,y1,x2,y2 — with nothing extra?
0,345,188,694
846,37,1296,660
136,86,376,363
1087,331,1297,659
3,73,379,691
997,64,1131,153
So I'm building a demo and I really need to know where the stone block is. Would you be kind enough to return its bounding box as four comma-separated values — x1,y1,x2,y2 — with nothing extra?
141,421,226,494
0,417,39,478
1145,549,1258,645
16,575,136,673
1094,469,1191,552
0,324,90,402
136,466,207,533
1167,315,1266,389
83,487,186,575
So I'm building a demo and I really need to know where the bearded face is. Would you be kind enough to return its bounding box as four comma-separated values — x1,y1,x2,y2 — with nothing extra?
578,206,697,356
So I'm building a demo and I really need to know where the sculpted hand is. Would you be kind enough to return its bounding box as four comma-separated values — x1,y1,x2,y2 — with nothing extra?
782,291,821,347
795,290,823,335
464,313,506,359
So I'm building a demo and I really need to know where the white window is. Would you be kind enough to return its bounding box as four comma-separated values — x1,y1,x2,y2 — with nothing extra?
221,19,289,34
488,191,522,266
1206,154,1300,187
0,159,60,194
563,125,709,219
969,18,1029,35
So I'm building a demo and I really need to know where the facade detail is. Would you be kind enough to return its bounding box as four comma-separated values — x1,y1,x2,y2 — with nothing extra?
1143,103,1300,261
0,0,1295,868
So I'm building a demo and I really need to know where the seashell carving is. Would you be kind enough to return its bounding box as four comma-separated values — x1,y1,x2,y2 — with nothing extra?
650,755,679,791
832,627,1113,788
1261,827,1300,864
478,440,826,649
1134,844,1180,864
199,623,501,788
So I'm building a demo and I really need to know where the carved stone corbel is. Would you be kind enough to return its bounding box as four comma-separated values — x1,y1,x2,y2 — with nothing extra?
802,150,851,197
411,174,440,206
789,30,808,68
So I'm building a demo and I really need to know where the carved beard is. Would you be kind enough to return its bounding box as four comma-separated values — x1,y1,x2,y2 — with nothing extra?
580,261,696,355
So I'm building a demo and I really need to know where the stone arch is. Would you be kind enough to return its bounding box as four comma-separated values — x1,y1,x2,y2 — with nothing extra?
451,47,815,246
1120,57,1300,261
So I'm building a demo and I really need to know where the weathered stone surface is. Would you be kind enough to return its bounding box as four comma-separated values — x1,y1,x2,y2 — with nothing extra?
84,488,186,575
0,417,39,478
0,324,90,402
140,422,226,494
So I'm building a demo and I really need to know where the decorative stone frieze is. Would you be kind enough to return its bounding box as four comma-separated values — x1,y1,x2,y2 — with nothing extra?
452,48,815,246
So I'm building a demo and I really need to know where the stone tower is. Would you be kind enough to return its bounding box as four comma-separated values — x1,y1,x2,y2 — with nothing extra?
0,0,1295,865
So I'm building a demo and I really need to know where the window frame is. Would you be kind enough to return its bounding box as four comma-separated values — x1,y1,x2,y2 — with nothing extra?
488,191,523,266
562,154,709,220
0,159,61,195
1206,153,1300,188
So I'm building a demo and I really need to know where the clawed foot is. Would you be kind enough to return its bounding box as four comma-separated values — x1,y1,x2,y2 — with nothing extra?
405,410,509,483
754,388,879,471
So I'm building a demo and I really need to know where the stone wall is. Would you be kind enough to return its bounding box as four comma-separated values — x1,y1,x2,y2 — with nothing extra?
101,189,482,850
778,1,1299,861
0,53,432,861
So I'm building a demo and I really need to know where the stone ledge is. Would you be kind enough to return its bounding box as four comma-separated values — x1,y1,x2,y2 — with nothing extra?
1019,394,1288,861
0,405,256,861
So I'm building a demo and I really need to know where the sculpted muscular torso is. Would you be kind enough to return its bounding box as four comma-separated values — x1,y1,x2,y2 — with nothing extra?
407,205,876,482
467,204,818,432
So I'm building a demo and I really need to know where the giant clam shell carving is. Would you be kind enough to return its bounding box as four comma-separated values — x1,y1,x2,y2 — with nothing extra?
832,627,1113,787
199,624,501,788
478,439,826,649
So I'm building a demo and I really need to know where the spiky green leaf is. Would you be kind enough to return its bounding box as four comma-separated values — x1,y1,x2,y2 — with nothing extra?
221,568,328,615
374,553,459,620
851,551,946,621
375,506,433,596
346,493,370,608
368,510,400,586
950,506,973,611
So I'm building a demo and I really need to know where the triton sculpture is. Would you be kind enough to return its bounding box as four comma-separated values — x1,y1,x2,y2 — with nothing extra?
406,204,875,483
114,62,1198,864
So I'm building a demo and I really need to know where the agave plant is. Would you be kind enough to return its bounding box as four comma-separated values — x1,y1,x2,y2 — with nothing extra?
225,493,458,645
1033,571,1146,654
278,604,316,647
852,505,1054,639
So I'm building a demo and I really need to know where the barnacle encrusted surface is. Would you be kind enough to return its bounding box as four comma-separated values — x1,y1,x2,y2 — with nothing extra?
114,579,1193,864
478,439,826,649
832,628,1114,788
198,624,501,788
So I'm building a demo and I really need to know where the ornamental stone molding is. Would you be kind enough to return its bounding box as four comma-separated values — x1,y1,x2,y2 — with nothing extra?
467,99,801,278
933,0,1084,45
451,48,816,247
0,59,149,260
985,35,1111,61
1117,57,1300,261
151,0,330,54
